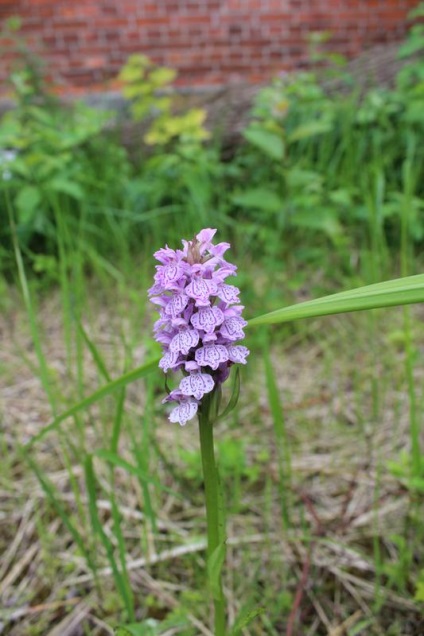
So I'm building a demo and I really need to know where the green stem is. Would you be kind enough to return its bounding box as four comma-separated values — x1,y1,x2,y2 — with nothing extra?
401,150,421,477
198,397,226,636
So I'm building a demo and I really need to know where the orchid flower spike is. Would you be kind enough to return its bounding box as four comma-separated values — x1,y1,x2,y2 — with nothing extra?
149,229,249,425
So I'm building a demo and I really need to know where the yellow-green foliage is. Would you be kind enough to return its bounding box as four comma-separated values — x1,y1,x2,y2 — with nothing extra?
118,54,210,146
145,108,210,145
118,54,176,120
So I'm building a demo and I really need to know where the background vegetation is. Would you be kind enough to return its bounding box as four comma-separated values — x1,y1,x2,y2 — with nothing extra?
1,5,424,635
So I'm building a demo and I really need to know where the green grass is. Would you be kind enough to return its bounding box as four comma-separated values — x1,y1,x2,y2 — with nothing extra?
1,258,424,634
1,19,424,632
2,169,424,635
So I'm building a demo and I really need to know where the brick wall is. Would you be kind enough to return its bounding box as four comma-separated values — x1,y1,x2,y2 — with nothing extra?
0,0,418,97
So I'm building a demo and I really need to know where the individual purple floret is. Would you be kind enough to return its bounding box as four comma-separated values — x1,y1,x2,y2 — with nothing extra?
149,228,249,425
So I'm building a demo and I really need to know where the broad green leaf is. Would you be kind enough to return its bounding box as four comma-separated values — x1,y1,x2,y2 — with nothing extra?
9,157,32,179
415,581,424,602
398,36,424,59
6,15,22,31
288,119,332,142
248,274,424,326
328,188,353,206
25,357,161,448
409,477,424,492
49,178,84,200
119,66,145,83
291,209,342,238
243,127,284,161
286,168,322,190
232,188,283,212
149,66,177,87
153,95,172,112
122,84,146,99
0,120,19,147
118,55,151,82
15,186,41,222
409,3,424,18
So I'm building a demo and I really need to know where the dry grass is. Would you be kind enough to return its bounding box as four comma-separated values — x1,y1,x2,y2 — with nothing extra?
1,290,423,635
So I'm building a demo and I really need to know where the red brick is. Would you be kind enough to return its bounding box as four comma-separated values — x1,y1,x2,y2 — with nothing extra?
86,55,106,69
0,0,418,97
62,33,81,45
177,15,212,25
103,30,121,42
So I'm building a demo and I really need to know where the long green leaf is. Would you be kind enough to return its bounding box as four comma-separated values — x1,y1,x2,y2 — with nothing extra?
263,336,291,528
208,542,226,602
25,357,161,448
77,322,111,382
25,453,97,574
94,449,184,500
243,128,284,161
85,455,134,620
248,274,424,326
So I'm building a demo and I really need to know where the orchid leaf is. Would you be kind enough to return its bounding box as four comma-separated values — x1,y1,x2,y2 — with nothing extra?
248,274,424,326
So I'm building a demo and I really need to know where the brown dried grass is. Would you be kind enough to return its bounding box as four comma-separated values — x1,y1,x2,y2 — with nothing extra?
0,290,423,635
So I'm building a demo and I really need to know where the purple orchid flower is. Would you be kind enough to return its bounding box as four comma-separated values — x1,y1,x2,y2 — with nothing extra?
149,229,249,426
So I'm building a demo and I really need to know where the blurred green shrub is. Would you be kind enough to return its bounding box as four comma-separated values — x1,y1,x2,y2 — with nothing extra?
118,54,221,243
0,14,423,280
0,19,130,273
230,19,424,270
118,53,210,146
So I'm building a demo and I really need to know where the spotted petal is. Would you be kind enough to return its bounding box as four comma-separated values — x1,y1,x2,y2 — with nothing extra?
180,373,215,400
227,344,249,364
154,246,177,265
165,293,189,318
169,329,199,355
169,400,199,426
195,344,229,370
216,283,240,304
160,263,184,289
185,278,218,304
219,316,247,341
191,306,224,333
159,350,180,372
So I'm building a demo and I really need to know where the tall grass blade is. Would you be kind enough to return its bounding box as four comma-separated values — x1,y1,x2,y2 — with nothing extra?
401,151,421,476
262,335,291,528
25,357,161,448
130,381,157,534
248,274,424,326
218,367,240,419
94,449,183,500
24,453,98,576
111,387,127,453
84,455,135,621
5,190,58,413
77,322,111,382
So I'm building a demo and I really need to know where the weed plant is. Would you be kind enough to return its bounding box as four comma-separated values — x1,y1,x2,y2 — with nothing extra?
1,11,423,288
1,5,424,635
